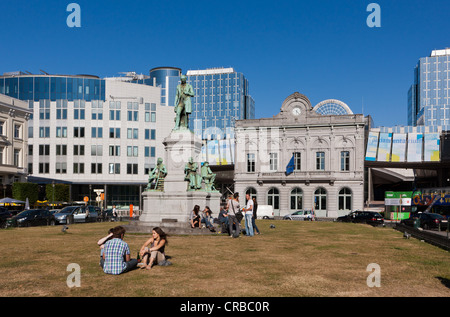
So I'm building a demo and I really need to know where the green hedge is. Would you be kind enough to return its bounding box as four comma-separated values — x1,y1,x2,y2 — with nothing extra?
12,183,39,204
45,183,70,202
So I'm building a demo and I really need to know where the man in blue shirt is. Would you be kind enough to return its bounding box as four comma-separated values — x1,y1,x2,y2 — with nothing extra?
101,226,137,275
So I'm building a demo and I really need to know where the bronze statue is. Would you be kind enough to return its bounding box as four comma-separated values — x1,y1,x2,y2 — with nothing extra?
174,74,194,130
201,161,216,191
146,158,167,191
184,157,201,190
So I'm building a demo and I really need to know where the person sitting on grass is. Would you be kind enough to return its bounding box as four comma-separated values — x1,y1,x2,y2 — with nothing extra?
97,228,114,267
101,226,138,275
139,227,170,270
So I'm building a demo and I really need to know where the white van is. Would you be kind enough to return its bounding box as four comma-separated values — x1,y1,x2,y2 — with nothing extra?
256,205,274,219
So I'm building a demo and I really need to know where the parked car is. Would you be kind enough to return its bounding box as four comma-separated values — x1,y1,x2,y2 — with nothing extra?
53,206,79,224
0,208,13,228
401,212,448,230
49,209,61,215
6,209,56,227
283,210,315,221
256,205,274,219
336,210,384,226
73,205,99,223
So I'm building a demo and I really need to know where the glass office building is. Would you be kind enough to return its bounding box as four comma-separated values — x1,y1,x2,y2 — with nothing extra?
0,72,170,210
149,67,181,107
408,48,450,129
186,68,255,140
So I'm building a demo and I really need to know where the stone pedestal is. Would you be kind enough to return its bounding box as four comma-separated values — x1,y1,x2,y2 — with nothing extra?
128,129,221,234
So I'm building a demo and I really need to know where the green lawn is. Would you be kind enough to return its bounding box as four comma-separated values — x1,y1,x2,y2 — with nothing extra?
0,220,449,297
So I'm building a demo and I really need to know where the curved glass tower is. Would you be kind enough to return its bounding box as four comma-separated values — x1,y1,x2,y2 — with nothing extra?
149,67,181,107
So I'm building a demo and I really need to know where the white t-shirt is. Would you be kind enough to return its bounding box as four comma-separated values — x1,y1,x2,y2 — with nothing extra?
245,199,254,215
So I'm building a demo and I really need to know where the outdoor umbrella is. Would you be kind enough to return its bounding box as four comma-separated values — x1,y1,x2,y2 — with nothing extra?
0,197,26,204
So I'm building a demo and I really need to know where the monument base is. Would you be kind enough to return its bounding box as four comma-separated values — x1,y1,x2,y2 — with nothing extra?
125,189,221,235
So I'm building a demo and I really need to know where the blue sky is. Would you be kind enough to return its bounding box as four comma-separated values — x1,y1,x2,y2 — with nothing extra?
1,0,449,127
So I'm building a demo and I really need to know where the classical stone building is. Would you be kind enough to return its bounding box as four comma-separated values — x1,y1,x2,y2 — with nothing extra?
0,93,32,195
234,92,366,218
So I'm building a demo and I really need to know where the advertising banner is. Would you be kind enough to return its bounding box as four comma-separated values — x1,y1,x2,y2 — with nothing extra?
424,133,440,162
407,133,423,162
377,132,392,162
207,140,220,165
365,131,379,161
219,139,232,165
391,133,407,162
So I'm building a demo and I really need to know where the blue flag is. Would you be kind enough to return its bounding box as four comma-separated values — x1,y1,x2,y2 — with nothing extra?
285,154,295,176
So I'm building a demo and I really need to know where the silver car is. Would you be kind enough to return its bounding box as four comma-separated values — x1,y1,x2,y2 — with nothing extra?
53,206,79,224
283,210,315,221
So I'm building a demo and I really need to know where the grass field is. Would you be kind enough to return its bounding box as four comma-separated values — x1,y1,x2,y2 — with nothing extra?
0,220,449,297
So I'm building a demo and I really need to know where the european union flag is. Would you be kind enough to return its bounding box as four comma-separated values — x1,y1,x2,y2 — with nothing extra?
285,154,295,176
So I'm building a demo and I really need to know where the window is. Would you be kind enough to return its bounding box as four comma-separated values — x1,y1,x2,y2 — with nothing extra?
269,152,278,171
267,188,280,211
109,101,121,121
127,128,138,139
39,127,50,138
14,124,21,139
127,163,138,175
340,151,350,171
13,149,20,167
39,100,50,120
56,127,67,138
91,163,103,174
91,145,103,156
109,145,120,156
73,163,85,174
144,129,156,140
290,188,303,210
39,163,50,174
316,152,325,170
109,163,120,174
127,102,138,121
0,121,5,135
294,152,301,171
56,99,68,119
73,100,85,120
91,127,103,138
55,162,67,174
314,188,327,211
127,146,138,157
338,188,352,211
74,127,85,138
73,145,85,156
247,153,255,172
109,128,120,138
56,145,67,156
91,100,103,120
39,145,50,156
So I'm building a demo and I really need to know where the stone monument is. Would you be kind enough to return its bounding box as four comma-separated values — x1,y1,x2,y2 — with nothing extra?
128,75,221,234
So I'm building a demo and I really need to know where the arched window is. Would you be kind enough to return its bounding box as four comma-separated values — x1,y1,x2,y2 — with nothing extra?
290,188,303,210
338,187,352,211
245,187,257,204
314,187,327,211
267,187,280,211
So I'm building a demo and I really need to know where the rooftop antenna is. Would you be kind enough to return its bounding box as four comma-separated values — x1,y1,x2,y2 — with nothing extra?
40,69,49,75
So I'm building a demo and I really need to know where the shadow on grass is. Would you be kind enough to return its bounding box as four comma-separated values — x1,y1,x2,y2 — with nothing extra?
436,277,450,289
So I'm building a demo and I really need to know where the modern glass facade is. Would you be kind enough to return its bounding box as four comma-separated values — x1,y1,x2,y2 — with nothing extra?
186,68,255,140
408,49,450,129
0,74,105,102
149,67,181,107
